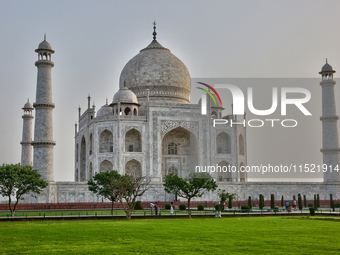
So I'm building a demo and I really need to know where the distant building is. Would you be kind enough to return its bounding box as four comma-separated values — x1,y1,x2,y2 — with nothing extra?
22,27,340,203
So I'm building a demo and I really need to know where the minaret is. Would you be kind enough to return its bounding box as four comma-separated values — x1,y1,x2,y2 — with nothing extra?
319,59,340,182
20,99,34,167
31,35,56,182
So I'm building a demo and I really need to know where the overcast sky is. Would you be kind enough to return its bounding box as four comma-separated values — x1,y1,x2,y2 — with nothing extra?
1,0,340,182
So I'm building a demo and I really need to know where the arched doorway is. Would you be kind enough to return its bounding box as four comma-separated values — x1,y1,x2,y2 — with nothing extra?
161,127,198,180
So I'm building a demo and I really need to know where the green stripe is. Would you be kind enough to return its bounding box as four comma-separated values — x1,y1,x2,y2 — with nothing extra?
196,87,217,106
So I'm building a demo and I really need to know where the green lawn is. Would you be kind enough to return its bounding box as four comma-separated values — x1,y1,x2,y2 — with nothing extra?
0,216,339,254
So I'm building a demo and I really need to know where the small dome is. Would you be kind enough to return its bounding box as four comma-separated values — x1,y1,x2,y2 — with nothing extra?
113,87,138,104
320,59,335,74
321,62,333,72
198,94,222,108
23,100,33,110
38,40,52,50
96,103,113,118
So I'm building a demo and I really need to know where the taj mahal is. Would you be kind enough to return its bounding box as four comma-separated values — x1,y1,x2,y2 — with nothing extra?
21,25,340,203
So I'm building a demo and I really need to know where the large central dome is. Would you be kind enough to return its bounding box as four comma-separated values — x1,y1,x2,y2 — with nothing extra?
119,33,191,104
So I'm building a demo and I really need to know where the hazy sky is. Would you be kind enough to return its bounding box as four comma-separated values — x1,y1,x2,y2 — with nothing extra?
1,0,340,182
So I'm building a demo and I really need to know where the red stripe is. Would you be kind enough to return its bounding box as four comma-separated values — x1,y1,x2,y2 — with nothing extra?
197,82,223,106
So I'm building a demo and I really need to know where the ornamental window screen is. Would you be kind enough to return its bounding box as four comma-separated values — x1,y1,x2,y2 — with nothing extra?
168,166,178,176
168,142,178,155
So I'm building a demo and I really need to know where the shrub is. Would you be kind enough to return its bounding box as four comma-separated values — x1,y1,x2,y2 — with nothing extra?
309,207,315,216
303,195,307,208
197,204,204,211
165,204,171,210
298,194,302,210
179,204,186,210
335,203,340,208
271,194,275,209
308,203,313,207
248,196,252,209
241,205,250,210
134,201,143,210
215,204,224,211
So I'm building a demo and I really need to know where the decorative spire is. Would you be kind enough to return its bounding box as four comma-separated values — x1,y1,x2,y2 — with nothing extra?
44,34,46,41
153,21,157,40
326,58,328,64
106,98,108,105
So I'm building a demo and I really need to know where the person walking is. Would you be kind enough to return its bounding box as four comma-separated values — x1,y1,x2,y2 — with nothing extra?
170,202,174,215
293,200,297,211
150,202,154,215
285,201,289,212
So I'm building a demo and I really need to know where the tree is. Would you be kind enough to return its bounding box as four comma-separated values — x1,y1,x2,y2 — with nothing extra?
117,174,151,220
248,196,252,209
270,194,275,209
163,173,217,219
88,170,150,219
0,164,48,217
216,189,236,217
87,170,122,214
298,193,303,210
281,195,284,207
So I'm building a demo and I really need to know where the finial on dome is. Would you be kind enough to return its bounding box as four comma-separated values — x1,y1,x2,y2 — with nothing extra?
326,58,328,64
106,98,108,105
44,34,46,41
153,21,157,40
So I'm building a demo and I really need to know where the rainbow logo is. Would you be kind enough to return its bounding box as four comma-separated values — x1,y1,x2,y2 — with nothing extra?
196,82,222,106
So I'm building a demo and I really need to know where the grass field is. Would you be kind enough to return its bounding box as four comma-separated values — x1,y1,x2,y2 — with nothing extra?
0,216,339,254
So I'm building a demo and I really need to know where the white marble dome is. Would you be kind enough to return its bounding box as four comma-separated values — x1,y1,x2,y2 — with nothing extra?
96,103,113,117
38,39,52,50
321,62,334,72
119,39,191,104
113,87,138,104
23,100,33,109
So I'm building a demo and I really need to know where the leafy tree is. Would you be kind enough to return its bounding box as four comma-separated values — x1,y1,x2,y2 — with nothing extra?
87,170,122,213
88,170,150,219
216,189,236,213
163,173,217,218
0,164,48,217
117,174,151,220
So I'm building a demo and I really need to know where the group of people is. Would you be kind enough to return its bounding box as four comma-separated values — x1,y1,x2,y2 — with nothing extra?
285,200,297,211
150,202,174,215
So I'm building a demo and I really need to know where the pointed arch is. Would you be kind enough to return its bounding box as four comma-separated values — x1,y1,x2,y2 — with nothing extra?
80,136,86,181
162,126,198,179
240,162,246,182
89,133,93,155
75,168,79,182
125,159,142,177
99,160,113,172
217,160,232,182
76,143,79,162
216,132,231,154
99,130,113,153
125,129,142,152
89,162,93,180
239,134,244,155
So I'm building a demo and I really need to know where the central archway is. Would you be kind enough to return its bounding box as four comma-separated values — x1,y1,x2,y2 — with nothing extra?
161,127,198,180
